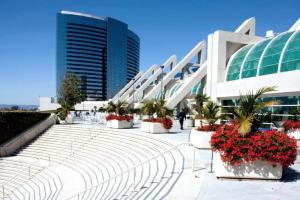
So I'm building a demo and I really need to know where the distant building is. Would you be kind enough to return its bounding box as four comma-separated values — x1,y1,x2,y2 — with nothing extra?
56,11,140,100
115,17,300,123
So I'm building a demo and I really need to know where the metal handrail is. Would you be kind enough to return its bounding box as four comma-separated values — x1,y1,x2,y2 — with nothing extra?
66,142,190,200
0,126,95,199
0,157,45,199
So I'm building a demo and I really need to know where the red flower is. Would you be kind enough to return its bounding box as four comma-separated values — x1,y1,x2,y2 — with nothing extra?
283,120,300,132
106,114,133,122
196,124,220,132
210,124,298,168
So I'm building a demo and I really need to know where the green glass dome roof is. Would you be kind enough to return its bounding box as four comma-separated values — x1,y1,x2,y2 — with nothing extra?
226,30,300,81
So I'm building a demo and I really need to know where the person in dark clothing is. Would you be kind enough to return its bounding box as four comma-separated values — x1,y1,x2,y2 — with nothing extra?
177,110,186,130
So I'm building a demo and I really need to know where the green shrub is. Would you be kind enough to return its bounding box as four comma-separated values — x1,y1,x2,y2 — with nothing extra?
0,112,50,144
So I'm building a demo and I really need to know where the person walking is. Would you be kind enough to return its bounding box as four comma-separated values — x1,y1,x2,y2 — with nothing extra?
177,110,186,130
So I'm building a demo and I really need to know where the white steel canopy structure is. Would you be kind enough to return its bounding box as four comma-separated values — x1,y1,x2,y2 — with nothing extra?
112,17,300,120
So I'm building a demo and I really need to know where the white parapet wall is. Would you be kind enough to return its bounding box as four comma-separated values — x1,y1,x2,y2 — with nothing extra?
39,97,61,111
39,97,108,112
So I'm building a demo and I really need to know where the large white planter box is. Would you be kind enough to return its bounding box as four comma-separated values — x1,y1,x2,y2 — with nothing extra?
214,152,282,179
194,119,209,127
288,129,300,140
141,121,169,133
65,116,73,124
190,129,213,149
185,119,194,127
106,120,133,129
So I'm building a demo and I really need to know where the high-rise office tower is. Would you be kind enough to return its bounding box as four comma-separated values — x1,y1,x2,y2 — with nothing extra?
56,11,140,100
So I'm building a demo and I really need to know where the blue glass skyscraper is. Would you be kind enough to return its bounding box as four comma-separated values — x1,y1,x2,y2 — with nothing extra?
56,11,140,100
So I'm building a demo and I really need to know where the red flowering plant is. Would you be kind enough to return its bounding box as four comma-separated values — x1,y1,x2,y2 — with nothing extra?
283,120,300,132
105,101,133,122
106,114,133,122
144,117,173,129
210,124,297,168
211,86,298,167
141,99,173,130
196,124,220,132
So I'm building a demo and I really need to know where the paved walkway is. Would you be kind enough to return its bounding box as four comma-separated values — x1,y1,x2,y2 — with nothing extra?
130,120,300,200
2,118,299,199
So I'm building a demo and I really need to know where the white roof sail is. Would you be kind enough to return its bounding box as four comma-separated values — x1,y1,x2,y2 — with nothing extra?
235,17,256,35
289,18,300,31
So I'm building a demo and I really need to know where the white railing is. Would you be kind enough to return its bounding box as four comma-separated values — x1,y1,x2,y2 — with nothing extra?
0,126,98,200
66,142,190,200
0,157,46,200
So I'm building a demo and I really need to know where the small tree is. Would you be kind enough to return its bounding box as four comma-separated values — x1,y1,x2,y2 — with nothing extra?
106,101,116,114
115,101,129,116
202,101,221,130
154,99,173,118
192,93,210,126
141,99,156,119
106,101,129,116
57,74,84,119
232,86,277,136
98,107,106,113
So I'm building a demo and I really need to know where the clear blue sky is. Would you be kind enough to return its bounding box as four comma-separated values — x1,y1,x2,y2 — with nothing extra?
0,0,299,105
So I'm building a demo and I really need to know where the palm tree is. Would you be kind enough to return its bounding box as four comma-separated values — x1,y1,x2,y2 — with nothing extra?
192,93,210,126
115,101,129,116
106,101,116,114
192,93,210,115
141,99,173,119
98,107,106,113
141,99,156,119
202,101,221,128
232,86,277,136
154,99,173,118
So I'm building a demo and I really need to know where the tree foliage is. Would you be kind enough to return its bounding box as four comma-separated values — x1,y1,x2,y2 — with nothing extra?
232,86,277,136
192,93,210,116
57,74,83,119
106,101,129,116
58,74,84,111
141,99,173,119
202,101,221,126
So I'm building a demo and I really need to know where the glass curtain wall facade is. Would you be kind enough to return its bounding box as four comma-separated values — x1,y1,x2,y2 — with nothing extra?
57,11,140,100
225,30,300,81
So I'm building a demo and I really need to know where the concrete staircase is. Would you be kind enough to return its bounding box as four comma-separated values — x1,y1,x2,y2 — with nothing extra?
0,124,185,199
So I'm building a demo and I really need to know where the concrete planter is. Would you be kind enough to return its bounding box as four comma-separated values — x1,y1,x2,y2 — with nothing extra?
214,152,282,179
185,119,194,127
65,116,73,124
141,121,169,133
106,120,133,129
288,129,300,140
190,129,213,149
194,119,208,127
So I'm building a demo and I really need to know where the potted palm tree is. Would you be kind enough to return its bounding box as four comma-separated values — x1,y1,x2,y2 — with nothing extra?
190,100,220,149
192,93,210,127
106,101,133,129
211,86,298,179
141,99,173,133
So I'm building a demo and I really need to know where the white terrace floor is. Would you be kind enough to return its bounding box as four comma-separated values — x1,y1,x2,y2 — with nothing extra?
0,119,299,200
